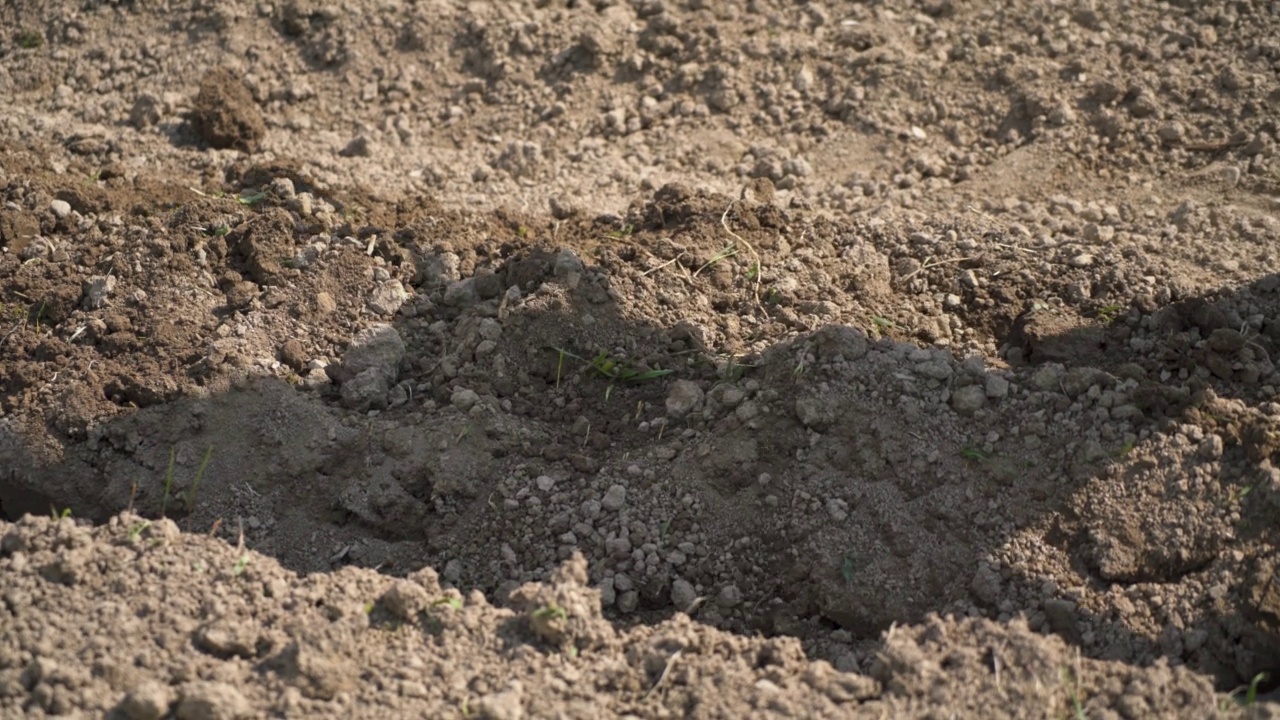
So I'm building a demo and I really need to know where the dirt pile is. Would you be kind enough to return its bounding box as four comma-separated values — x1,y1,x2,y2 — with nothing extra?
1,0,1280,716
0,514,1234,718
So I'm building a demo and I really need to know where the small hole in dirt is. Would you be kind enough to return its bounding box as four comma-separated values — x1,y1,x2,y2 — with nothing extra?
815,616,842,631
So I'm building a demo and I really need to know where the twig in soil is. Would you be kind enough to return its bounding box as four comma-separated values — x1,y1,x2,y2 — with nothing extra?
899,255,977,283
0,320,24,349
721,197,765,316
683,596,706,616
644,650,683,699
990,641,1008,693
161,447,176,518
208,517,223,537
990,241,1039,254
640,253,686,277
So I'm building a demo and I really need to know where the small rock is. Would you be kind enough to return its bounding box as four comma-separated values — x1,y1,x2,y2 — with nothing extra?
783,157,813,178
315,291,337,314
82,275,117,309
1208,328,1246,354
1082,222,1115,244
451,388,480,412
717,584,743,608
670,578,697,611
49,199,72,219
279,339,308,372
985,374,1010,399
175,681,251,720
367,280,409,317
601,484,627,512
130,93,164,128
475,686,525,720
1032,364,1064,391
665,380,704,418
970,567,1001,606
1157,122,1184,144
535,475,556,492
443,559,463,584
381,580,429,621
443,278,479,308
793,65,814,92
193,621,258,659
343,324,404,379
340,367,392,411
1069,253,1095,268
118,681,173,720
950,385,986,415
1199,434,1224,460
339,135,372,158
553,249,584,287
1042,599,1082,643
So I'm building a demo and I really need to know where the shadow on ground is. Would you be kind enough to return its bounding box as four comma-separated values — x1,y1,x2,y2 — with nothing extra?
1,180,1279,699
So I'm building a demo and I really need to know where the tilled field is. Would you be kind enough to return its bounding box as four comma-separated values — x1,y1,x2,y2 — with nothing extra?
2,0,1280,717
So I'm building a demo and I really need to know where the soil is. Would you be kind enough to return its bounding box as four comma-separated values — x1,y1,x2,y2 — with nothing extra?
2,0,1280,717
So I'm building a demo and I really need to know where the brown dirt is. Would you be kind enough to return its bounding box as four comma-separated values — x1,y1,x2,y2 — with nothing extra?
1,0,1280,717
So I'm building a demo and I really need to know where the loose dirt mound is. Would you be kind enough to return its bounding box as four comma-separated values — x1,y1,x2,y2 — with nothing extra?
2,0,1280,716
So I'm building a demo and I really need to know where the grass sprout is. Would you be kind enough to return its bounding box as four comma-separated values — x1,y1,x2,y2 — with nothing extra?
432,596,463,611
183,444,214,512
1060,667,1087,719
17,31,43,49
237,189,267,206
532,603,568,622
161,446,176,517
693,243,738,277
1096,303,1124,324
551,346,673,398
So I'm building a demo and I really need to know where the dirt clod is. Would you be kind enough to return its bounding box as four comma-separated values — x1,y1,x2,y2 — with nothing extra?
190,69,266,153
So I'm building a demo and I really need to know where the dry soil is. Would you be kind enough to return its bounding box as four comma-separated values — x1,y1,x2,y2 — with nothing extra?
2,0,1280,717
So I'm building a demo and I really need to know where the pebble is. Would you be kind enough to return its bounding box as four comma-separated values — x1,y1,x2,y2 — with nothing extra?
367,280,409,316
119,681,173,720
451,388,480,412
716,584,743,608
665,380,704,418
985,374,1010,399
601,484,627,512
671,578,697,611
175,681,251,720
49,199,71,218
950,385,986,415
